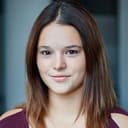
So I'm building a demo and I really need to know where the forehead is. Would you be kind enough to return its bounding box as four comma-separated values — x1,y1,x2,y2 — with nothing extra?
38,22,82,48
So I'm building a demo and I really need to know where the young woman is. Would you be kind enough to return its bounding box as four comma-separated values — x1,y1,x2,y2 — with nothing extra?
0,0,128,128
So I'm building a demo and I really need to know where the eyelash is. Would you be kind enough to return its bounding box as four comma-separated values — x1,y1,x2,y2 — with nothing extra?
65,50,80,55
40,50,51,55
40,49,80,56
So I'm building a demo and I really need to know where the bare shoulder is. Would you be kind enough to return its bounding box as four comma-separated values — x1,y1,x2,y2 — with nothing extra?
111,113,128,128
0,108,23,121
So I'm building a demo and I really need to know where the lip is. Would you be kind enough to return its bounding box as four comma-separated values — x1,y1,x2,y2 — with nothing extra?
49,75,70,82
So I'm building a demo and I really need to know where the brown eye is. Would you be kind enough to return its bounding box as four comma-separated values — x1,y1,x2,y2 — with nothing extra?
65,50,79,56
40,50,51,55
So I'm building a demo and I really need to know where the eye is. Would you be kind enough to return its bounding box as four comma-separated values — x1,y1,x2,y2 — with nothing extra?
65,49,80,56
40,50,51,56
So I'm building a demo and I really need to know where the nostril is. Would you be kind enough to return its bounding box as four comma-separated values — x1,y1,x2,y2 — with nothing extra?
53,59,66,70
53,62,66,70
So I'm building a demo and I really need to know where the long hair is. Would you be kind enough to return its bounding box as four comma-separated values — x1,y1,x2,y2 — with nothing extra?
25,0,117,128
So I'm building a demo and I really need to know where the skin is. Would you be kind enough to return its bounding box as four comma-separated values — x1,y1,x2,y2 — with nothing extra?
37,22,86,96
0,22,128,128
36,22,86,127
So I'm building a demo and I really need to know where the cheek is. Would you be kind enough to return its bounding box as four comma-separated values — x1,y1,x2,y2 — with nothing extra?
69,56,86,73
37,58,50,74
74,60,86,83
74,64,86,76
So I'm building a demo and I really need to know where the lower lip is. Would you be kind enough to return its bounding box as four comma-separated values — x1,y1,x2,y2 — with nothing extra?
51,76,69,82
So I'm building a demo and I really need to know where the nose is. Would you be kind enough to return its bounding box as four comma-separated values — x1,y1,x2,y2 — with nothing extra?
53,54,66,70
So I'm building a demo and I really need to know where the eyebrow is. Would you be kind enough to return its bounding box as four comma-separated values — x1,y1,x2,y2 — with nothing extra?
38,46,50,49
65,45,82,49
38,45,83,49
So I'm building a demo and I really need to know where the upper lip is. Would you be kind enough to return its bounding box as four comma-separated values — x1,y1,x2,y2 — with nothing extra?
49,74,70,77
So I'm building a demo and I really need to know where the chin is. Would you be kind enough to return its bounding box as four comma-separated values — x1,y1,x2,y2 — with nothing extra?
50,86,81,96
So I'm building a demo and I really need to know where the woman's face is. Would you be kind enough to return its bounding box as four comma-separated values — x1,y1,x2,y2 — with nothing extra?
37,23,86,95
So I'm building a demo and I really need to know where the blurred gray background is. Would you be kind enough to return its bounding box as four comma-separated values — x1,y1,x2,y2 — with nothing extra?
0,0,128,114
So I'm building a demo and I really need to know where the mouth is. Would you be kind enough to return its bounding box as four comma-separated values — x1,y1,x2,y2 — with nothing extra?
49,75,71,82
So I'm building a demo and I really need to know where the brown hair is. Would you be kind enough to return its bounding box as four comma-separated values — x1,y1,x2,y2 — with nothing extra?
25,0,117,128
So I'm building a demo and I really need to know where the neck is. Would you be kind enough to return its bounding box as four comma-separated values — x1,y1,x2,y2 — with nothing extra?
48,87,83,119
